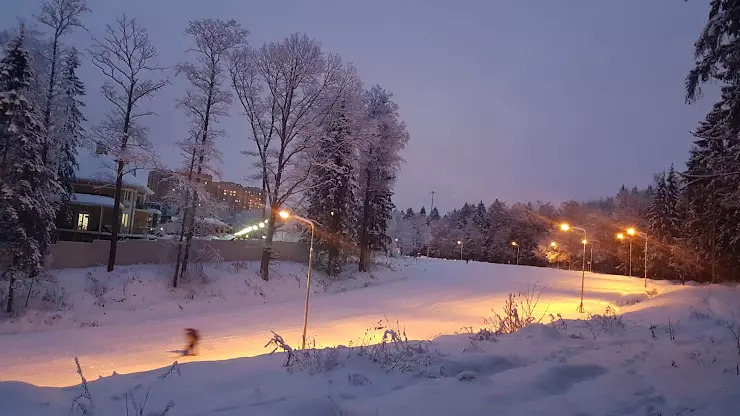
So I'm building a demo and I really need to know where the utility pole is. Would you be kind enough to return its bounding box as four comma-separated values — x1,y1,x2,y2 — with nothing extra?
427,190,435,257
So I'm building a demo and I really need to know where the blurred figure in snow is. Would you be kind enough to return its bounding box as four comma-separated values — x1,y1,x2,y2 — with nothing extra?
184,328,201,355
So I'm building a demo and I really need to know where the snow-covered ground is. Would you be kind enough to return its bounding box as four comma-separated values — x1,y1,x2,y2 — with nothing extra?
1,258,739,415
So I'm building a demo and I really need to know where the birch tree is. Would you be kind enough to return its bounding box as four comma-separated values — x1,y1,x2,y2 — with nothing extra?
229,33,358,281
89,15,167,272
172,18,247,287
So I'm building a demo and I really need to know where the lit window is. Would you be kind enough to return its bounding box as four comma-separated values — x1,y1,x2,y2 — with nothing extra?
77,213,90,231
121,213,129,228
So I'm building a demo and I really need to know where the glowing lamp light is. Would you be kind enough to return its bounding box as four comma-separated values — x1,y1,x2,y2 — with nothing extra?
279,210,290,219
457,240,462,245
511,241,518,246
560,223,570,231
582,239,588,245
627,228,636,236
258,223,265,228
617,233,624,240
550,242,557,247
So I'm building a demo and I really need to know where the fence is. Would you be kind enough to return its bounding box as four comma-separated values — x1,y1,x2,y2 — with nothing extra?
46,239,309,269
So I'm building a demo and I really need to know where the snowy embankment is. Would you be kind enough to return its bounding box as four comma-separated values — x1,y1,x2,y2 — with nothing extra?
1,258,740,415
0,259,405,334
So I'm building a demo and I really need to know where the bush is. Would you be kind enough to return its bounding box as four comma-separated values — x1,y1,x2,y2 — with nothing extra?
477,281,549,338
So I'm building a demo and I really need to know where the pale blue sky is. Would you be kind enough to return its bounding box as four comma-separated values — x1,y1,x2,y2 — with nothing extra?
2,0,713,212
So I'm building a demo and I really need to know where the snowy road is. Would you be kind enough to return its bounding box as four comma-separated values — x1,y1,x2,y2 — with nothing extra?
0,259,681,387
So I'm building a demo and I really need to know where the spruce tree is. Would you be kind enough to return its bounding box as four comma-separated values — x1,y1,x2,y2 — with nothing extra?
305,108,358,276
647,172,668,240
357,85,409,271
55,48,85,199
0,32,59,313
684,0,740,281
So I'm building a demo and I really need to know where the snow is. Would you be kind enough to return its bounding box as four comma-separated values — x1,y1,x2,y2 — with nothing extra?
200,217,230,228
1,258,739,415
69,192,123,208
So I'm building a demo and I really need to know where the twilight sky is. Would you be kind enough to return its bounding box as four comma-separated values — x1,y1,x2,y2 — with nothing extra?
2,0,714,212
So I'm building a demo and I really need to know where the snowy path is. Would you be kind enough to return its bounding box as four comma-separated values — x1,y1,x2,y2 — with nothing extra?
0,259,684,387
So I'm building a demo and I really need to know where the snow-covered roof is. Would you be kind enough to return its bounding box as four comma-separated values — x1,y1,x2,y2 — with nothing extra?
199,217,230,228
75,148,154,195
69,193,124,209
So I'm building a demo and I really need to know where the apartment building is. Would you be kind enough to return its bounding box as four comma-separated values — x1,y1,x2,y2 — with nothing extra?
147,169,264,213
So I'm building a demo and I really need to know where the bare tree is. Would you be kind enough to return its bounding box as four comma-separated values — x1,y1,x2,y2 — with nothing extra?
171,19,247,287
229,33,358,281
34,0,90,165
89,15,168,272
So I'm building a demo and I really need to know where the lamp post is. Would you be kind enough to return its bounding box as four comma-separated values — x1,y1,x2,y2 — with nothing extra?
279,210,315,349
560,223,588,313
627,227,649,287
511,241,520,265
586,239,600,272
457,240,463,261
617,233,632,277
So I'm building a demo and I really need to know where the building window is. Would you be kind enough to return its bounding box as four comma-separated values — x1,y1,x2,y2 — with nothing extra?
77,212,90,231
121,213,129,228
122,189,133,201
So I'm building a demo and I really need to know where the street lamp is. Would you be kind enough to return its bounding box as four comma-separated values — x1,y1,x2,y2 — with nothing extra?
560,223,588,313
617,232,632,277
585,239,600,272
627,227,649,287
511,241,520,265
457,240,463,261
278,210,315,349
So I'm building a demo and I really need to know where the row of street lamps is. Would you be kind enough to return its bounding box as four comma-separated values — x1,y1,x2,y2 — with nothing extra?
455,240,521,264
277,208,653,346
557,223,650,313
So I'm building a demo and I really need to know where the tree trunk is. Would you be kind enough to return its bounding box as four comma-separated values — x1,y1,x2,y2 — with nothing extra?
260,210,277,281
181,197,199,276
172,204,190,287
106,85,134,273
41,35,60,165
358,179,372,272
180,72,216,278
5,271,15,314
107,160,126,272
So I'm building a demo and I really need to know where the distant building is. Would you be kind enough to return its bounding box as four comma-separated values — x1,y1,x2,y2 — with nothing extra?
147,169,214,202
146,169,264,213
210,181,264,212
